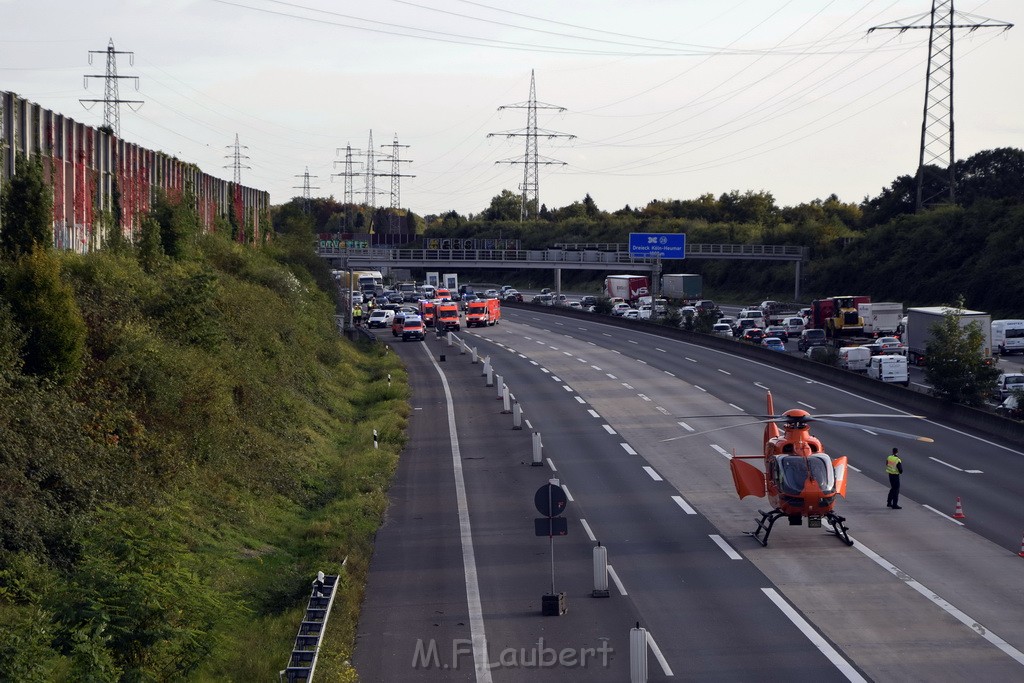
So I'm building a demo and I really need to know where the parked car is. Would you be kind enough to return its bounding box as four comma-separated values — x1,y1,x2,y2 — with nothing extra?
992,373,1024,402
742,328,766,343
797,328,827,352
761,336,786,352
712,323,734,337
765,325,789,342
366,309,395,328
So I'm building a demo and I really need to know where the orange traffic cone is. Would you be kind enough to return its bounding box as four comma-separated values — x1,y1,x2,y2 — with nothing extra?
1019,533,1024,558
952,497,966,520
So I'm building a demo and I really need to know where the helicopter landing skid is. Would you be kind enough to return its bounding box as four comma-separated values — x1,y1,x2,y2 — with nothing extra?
747,509,787,547
825,512,854,546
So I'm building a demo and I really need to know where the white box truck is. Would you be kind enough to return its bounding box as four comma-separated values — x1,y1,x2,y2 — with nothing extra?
991,320,1024,356
904,306,992,366
859,302,903,336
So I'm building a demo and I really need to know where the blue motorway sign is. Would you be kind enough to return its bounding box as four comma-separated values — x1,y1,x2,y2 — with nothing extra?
629,233,686,259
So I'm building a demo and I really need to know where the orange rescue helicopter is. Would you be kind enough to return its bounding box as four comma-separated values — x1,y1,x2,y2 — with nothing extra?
668,391,933,546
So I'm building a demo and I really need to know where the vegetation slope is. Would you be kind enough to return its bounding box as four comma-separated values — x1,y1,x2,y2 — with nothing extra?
0,163,404,680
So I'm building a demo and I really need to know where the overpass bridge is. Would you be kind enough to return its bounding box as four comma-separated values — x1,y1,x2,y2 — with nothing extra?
317,243,809,298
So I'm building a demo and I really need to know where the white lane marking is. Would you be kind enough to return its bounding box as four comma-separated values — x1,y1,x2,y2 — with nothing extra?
536,340,546,345
518,354,527,359
580,518,597,542
798,401,816,410
672,495,697,515
685,357,697,363
853,538,1024,667
718,369,731,375
728,403,744,412
575,396,586,404
541,368,550,374
656,406,670,415
577,327,587,331
709,534,743,560
606,373,618,380
710,444,732,459
603,424,617,434
965,469,984,474
525,419,533,429
612,350,622,354
551,375,561,381
848,464,862,473
620,443,637,455
930,456,963,472
561,485,574,502
622,383,634,389
563,351,573,356
549,346,559,350
562,385,573,392
588,409,601,418
555,322,564,326
694,385,707,392
636,359,648,365
862,428,878,436
762,588,865,682
643,466,663,482
678,421,695,432
546,457,557,472
577,358,588,363
591,364,602,370
628,340,638,344
638,394,652,402
923,504,965,526
664,371,676,377
607,565,628,596
655,347,667,353
754,382,769,390
602,332,612,337
588,341,597,346
420,345,493,683
646,631,674,677
524,336,533,340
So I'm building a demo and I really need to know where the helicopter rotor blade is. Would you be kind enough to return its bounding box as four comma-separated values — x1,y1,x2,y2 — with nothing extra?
811,417,934,443
661,419,777,442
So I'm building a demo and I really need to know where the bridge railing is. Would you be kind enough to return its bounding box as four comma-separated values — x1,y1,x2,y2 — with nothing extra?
316,243,806,262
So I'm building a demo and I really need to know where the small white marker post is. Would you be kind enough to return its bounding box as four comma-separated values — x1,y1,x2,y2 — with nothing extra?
630,623,648,683
512,403,523,429
532,432,543,467
494,373,503,397
483,356,491,378
592,542,610,598
471,347,479,364
501,385,512,414
372,429,378,449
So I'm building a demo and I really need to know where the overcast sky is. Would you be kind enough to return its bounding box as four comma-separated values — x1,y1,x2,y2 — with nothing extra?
2,0,1020,217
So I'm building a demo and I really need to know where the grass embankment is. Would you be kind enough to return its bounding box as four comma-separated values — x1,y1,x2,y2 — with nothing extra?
0,232,406,680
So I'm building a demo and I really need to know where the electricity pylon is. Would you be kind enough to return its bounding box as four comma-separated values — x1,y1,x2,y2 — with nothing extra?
224,133,250,184
489,70,575,222
293,167,320,214
80,38,143,136
377,134,415,243
870,1,1012,210
332,144,362,231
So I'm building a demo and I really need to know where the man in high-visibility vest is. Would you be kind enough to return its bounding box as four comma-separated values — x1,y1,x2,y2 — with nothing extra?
886,447,903,509
353,303,363,327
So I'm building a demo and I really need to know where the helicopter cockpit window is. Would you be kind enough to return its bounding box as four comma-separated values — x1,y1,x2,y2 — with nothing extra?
777,455,836,495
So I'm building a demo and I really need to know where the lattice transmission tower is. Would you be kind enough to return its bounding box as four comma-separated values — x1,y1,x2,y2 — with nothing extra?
224,133,250,184
489,70,575,222
293,167,319,214
870,1,1012,210
80,38,144,136
332,144,362,231
377,134,415,243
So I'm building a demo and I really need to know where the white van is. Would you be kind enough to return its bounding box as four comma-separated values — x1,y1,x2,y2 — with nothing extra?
783,316,805,336
991,320,1024,356
839,346,871,372
867,354,909,387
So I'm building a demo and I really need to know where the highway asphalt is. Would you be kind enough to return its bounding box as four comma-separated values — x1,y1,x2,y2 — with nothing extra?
353,307,1024,681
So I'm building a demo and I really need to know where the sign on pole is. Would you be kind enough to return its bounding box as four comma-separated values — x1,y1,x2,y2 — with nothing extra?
629,233,686,259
